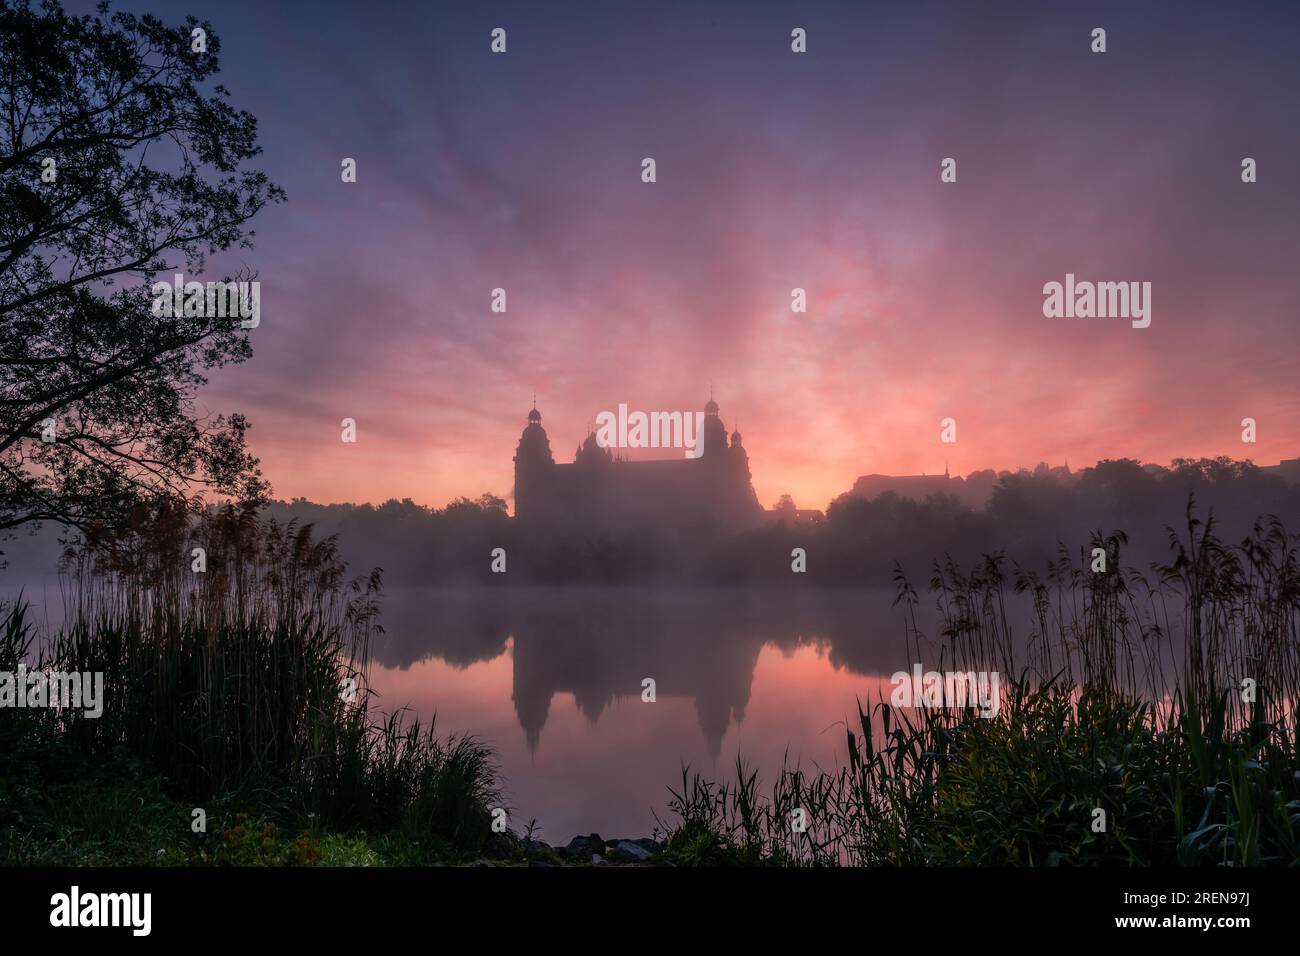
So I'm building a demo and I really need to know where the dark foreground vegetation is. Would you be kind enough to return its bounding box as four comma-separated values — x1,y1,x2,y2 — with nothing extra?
3,499,1299,866
659,502,1300,865
1,506,518,865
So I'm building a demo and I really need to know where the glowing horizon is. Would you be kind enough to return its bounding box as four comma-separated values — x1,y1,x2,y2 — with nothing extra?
140,0,1300,513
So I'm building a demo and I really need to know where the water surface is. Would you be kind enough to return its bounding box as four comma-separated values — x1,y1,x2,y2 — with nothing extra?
369,587,946,843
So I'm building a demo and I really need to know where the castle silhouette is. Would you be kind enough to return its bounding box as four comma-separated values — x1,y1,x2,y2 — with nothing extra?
513,396,763,532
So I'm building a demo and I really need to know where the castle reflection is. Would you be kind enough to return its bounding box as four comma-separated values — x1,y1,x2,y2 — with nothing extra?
371,587,948,756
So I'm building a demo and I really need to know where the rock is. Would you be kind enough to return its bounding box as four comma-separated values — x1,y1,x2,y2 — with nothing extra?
608,840,653,862
605,836,661,851
562,833,605,860
486,830,521,858
591,853,606,865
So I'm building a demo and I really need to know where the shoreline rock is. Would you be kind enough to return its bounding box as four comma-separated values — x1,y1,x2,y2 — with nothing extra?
551,833,664,866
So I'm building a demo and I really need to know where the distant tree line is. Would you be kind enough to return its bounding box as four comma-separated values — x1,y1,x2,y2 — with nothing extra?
248,457,1300,587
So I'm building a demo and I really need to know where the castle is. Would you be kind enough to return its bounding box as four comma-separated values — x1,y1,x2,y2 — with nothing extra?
850,467,954,503
513,397,764,533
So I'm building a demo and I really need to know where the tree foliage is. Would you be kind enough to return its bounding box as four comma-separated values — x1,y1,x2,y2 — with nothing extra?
0,0,283,534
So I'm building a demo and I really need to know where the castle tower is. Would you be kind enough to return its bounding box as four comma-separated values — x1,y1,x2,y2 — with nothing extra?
574,429,613,469
702,394,729,460
730,426,747,462
513,402,554,519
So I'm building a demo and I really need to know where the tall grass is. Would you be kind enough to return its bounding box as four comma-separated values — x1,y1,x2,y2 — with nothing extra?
661,498,1300,866
2,502,504,862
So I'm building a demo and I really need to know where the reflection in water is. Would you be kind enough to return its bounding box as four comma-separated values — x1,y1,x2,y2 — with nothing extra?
368,587,971,842
6,576,1192,845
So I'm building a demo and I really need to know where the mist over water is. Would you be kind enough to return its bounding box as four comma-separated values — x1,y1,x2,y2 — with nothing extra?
0,560,1220,844
367,585,1024,841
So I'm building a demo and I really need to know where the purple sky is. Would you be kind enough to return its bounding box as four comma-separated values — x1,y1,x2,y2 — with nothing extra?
83,0,1300,510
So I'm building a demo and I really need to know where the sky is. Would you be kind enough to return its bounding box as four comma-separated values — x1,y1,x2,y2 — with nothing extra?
74,0,1300,512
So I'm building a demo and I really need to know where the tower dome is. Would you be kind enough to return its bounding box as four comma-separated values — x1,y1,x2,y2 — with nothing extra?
515,399,552,463
705,398,719,415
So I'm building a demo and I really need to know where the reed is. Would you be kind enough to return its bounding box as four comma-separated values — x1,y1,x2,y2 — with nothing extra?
1,502,504,863
660,499,1300,866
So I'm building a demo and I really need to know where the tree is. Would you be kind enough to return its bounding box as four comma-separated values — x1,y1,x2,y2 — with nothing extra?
0,0,283,536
